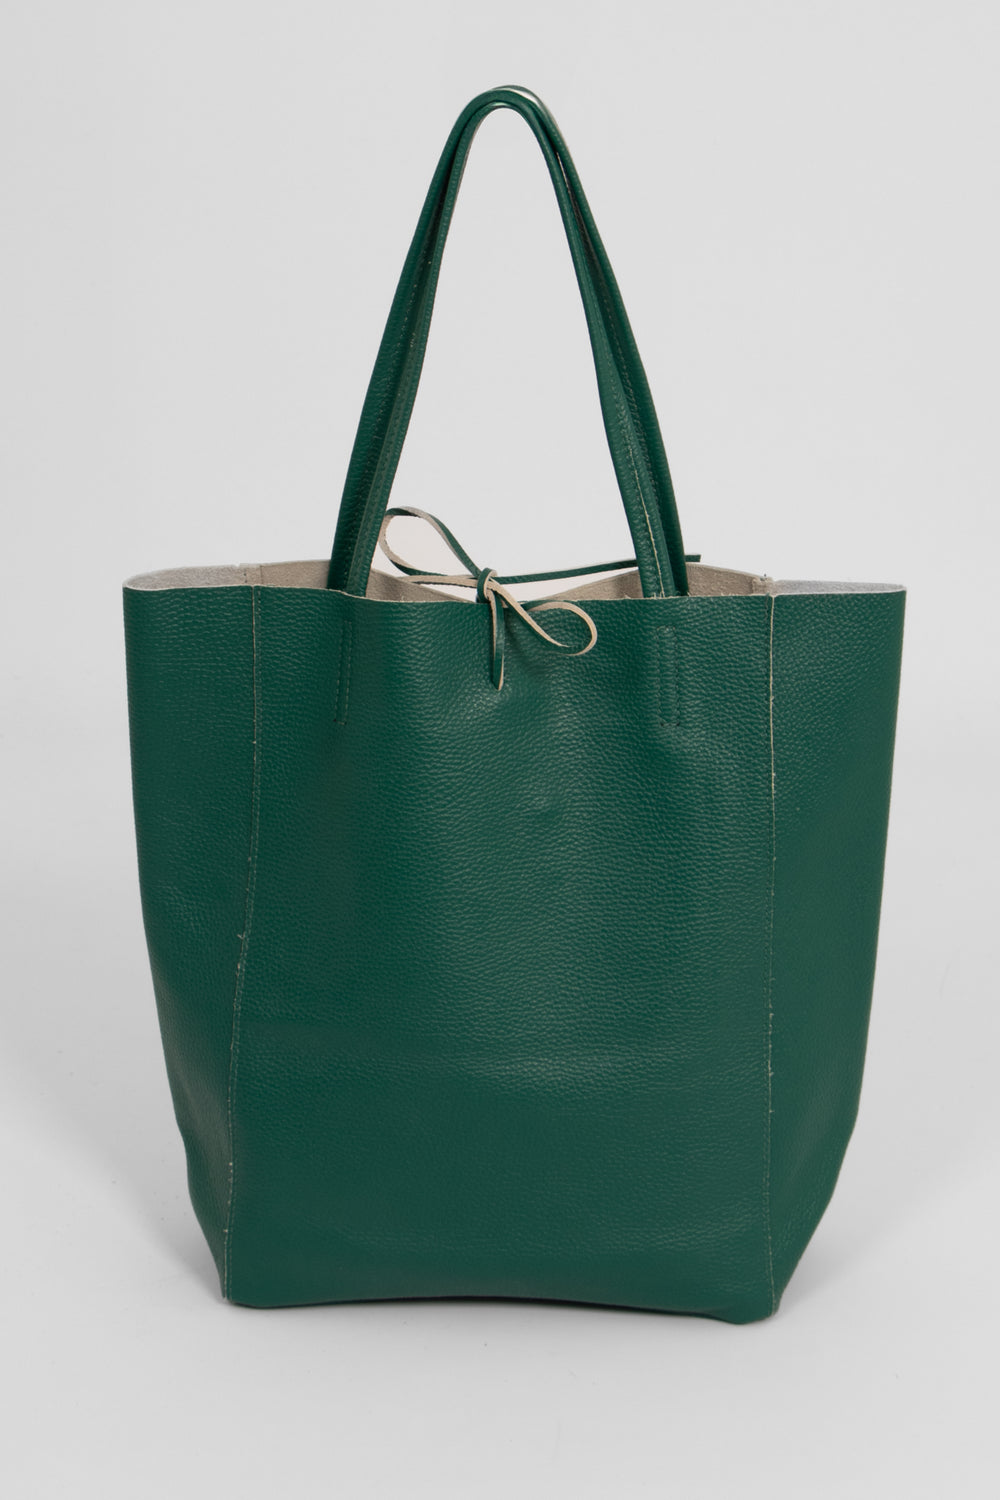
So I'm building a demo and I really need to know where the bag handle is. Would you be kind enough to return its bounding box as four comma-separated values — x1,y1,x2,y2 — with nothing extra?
327,85,689,600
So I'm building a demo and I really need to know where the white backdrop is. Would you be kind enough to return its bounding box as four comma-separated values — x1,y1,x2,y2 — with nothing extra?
2,2,997,1496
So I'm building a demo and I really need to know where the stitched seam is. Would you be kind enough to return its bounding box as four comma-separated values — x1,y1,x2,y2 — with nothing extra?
595,322,666,597
624,416,666,596
658,624,678,726
593,298,665,593
223,585,262,1299
334,620,353,725
763,594,777,1313
610,401,666,596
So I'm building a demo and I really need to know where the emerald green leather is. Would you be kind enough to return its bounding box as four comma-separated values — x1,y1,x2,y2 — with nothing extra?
123,87,905,1323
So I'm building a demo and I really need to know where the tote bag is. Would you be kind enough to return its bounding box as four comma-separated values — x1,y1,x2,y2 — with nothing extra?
123,86,905,1323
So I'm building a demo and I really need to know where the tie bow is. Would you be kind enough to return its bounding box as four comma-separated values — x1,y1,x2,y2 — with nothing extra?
376,507,603,691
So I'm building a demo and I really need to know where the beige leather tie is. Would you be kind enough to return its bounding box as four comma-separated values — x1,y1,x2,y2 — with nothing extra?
377,506,603,690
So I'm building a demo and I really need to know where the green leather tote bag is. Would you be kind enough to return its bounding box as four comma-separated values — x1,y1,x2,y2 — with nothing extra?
123,86,905,1323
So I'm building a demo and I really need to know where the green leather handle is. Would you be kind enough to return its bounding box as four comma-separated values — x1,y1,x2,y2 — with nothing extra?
328,86,689,600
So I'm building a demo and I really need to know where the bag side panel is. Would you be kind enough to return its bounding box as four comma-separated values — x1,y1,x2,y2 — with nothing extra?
769,588,905,1300
123,585,256,1282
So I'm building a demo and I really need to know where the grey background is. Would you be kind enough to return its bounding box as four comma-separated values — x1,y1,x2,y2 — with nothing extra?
2,2,997,1495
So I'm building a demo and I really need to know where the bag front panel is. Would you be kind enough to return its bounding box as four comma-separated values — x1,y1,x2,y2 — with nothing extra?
225,587,778,1321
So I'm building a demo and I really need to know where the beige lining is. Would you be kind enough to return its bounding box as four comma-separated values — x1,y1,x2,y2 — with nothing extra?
125,559,771,598
124,560,903,599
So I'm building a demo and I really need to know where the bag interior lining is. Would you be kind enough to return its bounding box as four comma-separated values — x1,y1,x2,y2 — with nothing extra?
123,561,903,598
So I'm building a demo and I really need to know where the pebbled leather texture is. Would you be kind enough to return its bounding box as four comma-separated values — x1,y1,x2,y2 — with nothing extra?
123,86,905,1323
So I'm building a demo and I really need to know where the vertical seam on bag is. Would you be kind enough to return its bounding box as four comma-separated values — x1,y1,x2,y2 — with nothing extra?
764,594,777,1313
223,584,262,1299
333,620,353,725
658,624,678,726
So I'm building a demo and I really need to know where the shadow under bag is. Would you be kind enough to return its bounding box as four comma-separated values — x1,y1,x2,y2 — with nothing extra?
123,86,904,1322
